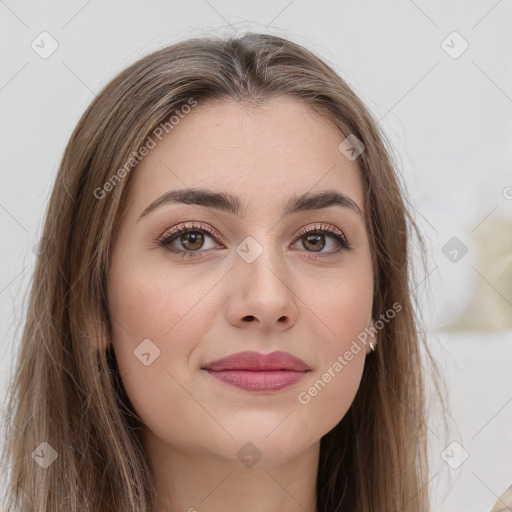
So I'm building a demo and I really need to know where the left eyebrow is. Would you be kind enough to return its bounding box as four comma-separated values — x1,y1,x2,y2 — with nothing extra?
138,187,363,221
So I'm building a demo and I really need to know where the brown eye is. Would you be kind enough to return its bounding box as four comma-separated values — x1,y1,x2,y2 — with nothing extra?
178,231,205,251
293,224,351,256
159,222,222,258
301,233,325,252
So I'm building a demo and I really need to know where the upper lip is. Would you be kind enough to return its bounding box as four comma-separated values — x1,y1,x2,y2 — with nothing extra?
202,350,310,372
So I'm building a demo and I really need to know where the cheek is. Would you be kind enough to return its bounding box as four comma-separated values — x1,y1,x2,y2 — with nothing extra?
106,252,221,434
303,253,374,340
107,251,216,347
292,256,373,432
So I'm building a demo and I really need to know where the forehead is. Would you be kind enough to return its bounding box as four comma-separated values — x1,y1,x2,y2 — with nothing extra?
126,96,365,216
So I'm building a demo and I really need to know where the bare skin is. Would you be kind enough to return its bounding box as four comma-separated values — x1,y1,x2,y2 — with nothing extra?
107,96,375,512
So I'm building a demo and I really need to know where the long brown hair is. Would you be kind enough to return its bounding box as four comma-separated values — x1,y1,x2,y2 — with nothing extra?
1,32,445,511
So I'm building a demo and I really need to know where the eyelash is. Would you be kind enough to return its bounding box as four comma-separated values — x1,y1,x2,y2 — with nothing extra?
158,222,352,259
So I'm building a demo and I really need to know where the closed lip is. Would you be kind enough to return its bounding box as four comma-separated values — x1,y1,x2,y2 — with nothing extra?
202,350,310,372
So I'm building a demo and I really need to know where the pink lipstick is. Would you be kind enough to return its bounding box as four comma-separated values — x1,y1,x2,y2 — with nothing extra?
202,350,310,392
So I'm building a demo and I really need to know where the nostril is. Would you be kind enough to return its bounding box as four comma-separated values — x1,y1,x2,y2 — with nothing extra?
244,315,255,322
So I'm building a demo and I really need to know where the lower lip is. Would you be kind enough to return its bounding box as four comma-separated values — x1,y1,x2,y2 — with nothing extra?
205,369,307,392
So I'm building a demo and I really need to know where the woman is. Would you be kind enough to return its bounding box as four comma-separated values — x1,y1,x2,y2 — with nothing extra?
1,32,444,511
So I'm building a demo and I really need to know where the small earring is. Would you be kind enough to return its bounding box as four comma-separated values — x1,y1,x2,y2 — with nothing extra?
368,318,377,352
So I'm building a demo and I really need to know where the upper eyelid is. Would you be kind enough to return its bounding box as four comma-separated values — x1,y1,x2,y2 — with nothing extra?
298,223,345,236
159,222,224,243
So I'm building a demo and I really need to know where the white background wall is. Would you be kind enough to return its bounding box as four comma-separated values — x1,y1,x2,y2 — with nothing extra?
1,1,511,511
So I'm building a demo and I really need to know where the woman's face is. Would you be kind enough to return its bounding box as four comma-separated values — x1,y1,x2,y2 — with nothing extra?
107,96,374,467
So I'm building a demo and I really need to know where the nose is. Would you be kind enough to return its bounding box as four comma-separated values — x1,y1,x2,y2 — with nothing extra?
225,244,299,332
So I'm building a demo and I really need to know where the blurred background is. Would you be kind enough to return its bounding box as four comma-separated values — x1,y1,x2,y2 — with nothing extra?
1,1,511,510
